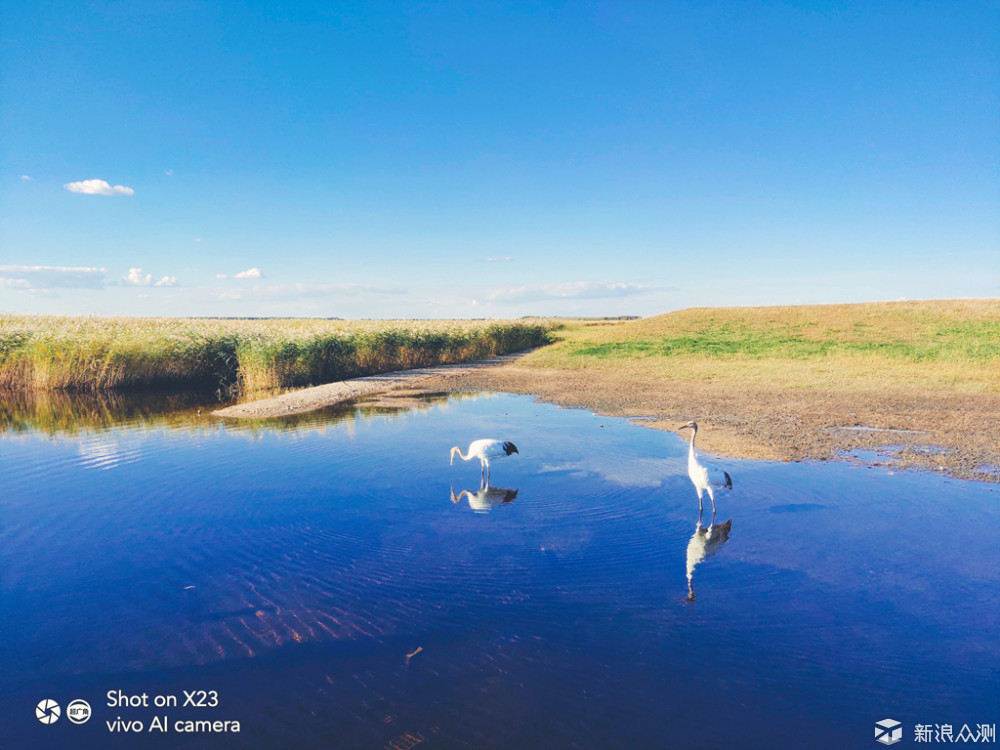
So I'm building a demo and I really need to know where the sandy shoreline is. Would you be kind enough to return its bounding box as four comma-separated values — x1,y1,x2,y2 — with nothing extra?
211,354,526,418
215,354,1000,483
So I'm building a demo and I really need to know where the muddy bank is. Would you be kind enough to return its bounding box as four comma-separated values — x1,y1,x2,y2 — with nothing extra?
415,365,1000,484
215,355,1000,483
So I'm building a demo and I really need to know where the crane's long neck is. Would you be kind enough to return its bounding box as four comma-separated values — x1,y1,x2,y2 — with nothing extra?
450,446,469,465
688,426,698,459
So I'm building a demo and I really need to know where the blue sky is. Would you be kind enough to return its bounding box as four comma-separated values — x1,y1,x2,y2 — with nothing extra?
2,1,997,318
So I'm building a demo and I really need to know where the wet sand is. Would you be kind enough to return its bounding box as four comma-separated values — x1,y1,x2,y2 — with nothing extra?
215,355,1000,483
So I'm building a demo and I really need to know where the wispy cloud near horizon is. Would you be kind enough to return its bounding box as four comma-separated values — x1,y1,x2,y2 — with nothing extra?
214,282,405,302
0,265,107,294
486,280,669,304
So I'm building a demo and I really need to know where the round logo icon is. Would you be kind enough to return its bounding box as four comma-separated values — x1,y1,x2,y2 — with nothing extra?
67,699,92,725
36,699,60,725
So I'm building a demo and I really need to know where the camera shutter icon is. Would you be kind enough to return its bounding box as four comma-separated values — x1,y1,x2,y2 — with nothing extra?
36,699,60,725
875,718,903,745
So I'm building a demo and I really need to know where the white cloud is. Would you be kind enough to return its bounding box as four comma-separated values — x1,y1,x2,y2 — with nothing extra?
486,256,513,262
0,265,107,293
124,268,153,286
20,175,33,181
122,268,178,287
216,267,263,280
164,169,173,176
487,280,666,304
64,179,135,196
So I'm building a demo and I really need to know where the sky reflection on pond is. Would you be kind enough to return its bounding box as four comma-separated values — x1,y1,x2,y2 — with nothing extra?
1,391,997,749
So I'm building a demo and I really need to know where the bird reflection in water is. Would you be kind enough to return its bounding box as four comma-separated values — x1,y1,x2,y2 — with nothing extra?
450,482,519,513
685,518,732,603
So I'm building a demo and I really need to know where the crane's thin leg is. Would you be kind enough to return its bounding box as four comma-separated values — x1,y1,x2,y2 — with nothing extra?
707,488,716,529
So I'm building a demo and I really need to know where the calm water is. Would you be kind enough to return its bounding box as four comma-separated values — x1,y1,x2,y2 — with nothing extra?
1,392,997,749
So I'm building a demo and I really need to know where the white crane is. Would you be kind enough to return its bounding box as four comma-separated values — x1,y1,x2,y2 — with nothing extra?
678,421,732,525
450,439,519,484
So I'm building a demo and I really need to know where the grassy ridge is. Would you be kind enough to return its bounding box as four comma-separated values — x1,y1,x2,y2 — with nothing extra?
0,316,554,393
530,300,1000,392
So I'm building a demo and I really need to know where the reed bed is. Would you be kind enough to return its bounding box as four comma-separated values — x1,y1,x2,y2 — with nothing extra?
0,316,554,394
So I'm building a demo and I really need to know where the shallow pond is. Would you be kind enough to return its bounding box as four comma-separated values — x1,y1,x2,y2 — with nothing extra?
1,392,997,749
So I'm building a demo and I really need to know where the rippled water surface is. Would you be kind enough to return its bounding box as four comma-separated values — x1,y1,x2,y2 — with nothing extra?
2,392,997,749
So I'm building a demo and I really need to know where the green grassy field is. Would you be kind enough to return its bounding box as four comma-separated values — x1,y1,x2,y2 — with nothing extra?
529,299,1000,392
571,319,998,362
0,316,554,393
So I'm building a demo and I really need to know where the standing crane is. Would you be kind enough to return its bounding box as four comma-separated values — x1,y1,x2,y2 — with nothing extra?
450,439,519,485
678,421,732,525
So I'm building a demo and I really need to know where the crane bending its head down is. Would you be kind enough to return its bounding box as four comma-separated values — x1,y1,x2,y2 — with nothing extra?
450,439,518,485
678,421,732,525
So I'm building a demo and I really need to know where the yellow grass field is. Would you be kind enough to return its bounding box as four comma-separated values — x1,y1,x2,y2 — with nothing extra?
523,299,1000,393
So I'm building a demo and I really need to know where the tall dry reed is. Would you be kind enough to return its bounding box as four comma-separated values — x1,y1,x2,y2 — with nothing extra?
0,316,554,394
